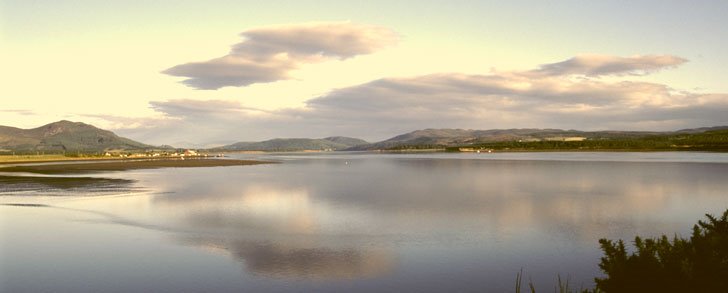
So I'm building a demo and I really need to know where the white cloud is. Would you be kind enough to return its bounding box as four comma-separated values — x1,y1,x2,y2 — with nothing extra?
530,54,687,77
0,109,35,116
106,55,728,146
162,22,399,90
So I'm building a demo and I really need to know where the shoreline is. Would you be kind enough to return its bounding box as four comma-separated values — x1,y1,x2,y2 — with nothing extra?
0,155,127,165
0,155,232,165
380,148,728,153
0,157,273,174
2,148,724,166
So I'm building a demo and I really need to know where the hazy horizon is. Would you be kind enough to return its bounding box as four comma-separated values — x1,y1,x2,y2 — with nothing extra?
3,1,728,145
3,119,728,149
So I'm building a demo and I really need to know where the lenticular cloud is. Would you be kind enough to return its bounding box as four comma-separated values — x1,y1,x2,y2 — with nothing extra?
163,22,398,90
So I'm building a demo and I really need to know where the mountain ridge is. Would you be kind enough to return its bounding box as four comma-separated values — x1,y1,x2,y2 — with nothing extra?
3,121,727,153
0,120,154,153
347,126,728,150
215,136,369,152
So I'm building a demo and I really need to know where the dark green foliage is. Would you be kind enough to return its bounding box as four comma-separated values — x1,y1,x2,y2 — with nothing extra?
350,126,728,151
517,210,728,292
449,129,728,152
385,144,446,150
595,210,728,292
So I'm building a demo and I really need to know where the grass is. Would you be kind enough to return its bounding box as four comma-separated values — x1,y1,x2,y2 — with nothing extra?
0,154,97,164
515,269,598,293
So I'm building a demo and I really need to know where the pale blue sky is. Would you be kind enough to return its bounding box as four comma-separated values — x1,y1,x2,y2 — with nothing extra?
2,0,727,145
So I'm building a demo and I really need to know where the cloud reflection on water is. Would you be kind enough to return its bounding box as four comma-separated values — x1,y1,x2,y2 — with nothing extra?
179,237,394,280
146,157,728,244
148,182,395,280
4,154,727,291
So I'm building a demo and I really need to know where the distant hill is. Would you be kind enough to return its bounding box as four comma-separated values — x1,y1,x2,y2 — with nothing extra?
348,127,728,150
0,120,154,153
675,126,728,133
4,121,724,153
216,136,368,152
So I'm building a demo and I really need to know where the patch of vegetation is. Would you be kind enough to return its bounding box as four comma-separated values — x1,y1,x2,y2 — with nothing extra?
0,120,154,153
384,144,447,150
515,269,598,293
450,130,728,152
595,209,728,292
517,209,728,292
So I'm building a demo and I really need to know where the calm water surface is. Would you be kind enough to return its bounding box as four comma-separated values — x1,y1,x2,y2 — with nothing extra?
2,152,728,292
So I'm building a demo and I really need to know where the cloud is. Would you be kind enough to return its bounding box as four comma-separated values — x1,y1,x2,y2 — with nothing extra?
148,99,269,118
531,54,687,77
183,239,393,279
104,99,280,147
162,22,398,89
0,109,35,116
106,54,728,146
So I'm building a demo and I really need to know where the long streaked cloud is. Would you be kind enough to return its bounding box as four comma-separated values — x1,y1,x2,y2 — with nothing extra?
530,54,687,77
148,99,272,118
0,109,36,116
299,71,727,131
162,22,398,90
108,54,728,146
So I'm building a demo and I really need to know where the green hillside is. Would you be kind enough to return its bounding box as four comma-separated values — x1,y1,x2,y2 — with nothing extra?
350,127,728,151
217,136,368,152
0,120,153,153
445,129,728,152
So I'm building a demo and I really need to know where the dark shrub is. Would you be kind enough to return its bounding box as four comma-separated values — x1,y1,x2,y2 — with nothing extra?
595,210,728,292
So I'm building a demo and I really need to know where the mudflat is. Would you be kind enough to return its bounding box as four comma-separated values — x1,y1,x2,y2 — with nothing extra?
0,158,271,174
0,155,116,164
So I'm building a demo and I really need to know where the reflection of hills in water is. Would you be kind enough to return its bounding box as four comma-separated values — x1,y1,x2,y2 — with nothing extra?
0,175,140,196
179,237,394,280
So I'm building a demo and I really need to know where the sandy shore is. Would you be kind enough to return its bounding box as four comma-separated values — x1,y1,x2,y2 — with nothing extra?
0,158,272,174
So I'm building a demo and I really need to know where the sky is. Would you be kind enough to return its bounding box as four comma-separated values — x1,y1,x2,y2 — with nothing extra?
2,0,728,147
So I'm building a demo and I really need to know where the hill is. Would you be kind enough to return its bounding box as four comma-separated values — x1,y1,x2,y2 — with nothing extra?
217,136,368,152
348,127,728,151
0,120,154,153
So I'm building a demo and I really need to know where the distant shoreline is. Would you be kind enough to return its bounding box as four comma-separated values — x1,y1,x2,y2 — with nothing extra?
0,154,121,165
0,157,272,174
0,154,233,165
215,148,727,154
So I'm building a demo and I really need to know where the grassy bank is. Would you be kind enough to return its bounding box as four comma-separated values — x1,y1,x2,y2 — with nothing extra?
0,154,111,164
0,158,272,174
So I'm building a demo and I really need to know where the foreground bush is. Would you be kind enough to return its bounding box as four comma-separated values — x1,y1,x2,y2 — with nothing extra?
595,209,728,292
516,209,728,292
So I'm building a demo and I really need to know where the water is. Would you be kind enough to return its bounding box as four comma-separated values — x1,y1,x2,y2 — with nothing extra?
2,152,727,292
